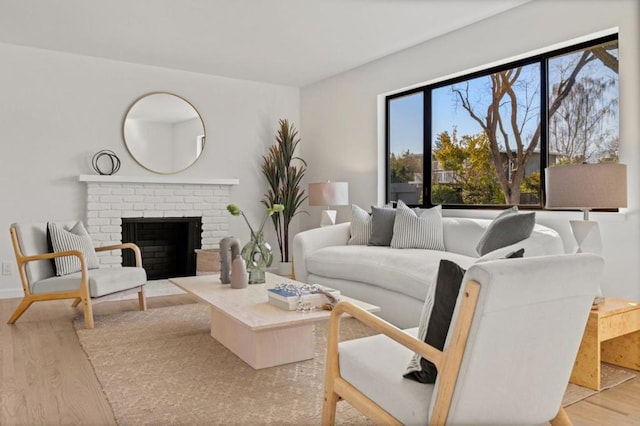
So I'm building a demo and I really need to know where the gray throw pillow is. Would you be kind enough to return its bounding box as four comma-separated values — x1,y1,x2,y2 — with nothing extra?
368,206,396,246
475,210,536,256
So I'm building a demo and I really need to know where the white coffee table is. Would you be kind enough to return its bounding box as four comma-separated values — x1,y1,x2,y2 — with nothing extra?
169,272,380,369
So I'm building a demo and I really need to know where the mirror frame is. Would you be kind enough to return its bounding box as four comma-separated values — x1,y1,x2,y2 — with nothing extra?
122,92,206,174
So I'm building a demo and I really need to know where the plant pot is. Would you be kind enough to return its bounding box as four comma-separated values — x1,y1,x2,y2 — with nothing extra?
278,261,293,278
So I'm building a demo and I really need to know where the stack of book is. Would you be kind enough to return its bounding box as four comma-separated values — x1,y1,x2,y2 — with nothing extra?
267,285,341,311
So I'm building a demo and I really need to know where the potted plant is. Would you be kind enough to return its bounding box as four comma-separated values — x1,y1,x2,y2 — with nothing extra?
262,119,307,276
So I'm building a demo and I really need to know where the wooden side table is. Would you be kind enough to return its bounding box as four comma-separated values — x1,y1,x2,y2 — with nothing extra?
570,298,640,390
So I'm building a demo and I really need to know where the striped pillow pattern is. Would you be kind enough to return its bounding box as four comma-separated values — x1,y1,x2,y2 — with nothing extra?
390,201,445,250
347,204,372,245
48,222,100,276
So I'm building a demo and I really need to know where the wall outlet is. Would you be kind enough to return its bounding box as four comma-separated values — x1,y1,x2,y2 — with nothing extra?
2,262,12,276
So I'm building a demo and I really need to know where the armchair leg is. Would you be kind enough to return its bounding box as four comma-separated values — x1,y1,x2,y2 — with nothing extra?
138,287,147,311
7,297,34,324
71,297,81,307
321,387,339,426
82,297,95,329
550,407,572,426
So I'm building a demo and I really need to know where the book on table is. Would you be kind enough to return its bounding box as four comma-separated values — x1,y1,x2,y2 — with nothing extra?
267,285,340,311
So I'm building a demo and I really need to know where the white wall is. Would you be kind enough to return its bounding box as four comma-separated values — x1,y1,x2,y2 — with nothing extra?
0,42,299,297
300,0,640,299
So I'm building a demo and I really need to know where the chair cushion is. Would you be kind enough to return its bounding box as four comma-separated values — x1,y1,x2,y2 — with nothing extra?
31,267,146,297
391,201,445,251
13,221,77,283
48,221,100,275
339,328,433,425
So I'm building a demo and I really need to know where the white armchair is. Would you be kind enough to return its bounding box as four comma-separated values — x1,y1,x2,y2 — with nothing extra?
8,222,147,329
322,254,603,425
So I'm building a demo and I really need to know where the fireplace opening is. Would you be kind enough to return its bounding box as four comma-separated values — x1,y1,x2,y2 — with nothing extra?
121,217,202,280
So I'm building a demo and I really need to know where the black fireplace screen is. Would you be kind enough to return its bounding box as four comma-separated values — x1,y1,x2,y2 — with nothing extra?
121,217,202,280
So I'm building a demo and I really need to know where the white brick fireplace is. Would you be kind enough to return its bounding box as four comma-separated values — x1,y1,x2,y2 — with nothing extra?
79,175,239,267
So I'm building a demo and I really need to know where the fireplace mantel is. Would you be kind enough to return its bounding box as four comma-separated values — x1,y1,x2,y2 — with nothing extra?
79,174,239,186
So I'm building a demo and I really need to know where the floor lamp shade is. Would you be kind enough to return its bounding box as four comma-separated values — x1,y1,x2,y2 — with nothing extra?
545,163,627,255
308,182,349,226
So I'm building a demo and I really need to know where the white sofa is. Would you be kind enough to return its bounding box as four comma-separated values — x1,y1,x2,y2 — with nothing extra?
293,217,564,329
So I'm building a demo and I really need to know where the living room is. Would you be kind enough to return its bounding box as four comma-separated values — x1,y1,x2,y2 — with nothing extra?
1,0,638,424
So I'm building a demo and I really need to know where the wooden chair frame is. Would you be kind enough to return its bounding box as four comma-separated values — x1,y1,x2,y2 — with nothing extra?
321,281,571,426
8,226,147,329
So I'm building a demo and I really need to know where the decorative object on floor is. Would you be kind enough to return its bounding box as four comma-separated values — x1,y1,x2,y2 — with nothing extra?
219,236,240,284
230,255,248,289
309,181,349,227
8,221,147,329
123,92,205,174
73,303,628,425
91,149,121,175
545,162,627,254
227,203,283,284
262,119,308,267
73,304,373,425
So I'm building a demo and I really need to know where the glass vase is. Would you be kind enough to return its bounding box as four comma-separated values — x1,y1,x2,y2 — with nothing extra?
241,232,273,284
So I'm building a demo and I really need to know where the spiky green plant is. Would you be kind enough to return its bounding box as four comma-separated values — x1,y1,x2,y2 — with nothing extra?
261,119,308,263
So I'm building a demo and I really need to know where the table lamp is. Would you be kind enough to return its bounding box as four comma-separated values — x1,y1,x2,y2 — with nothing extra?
545,162,627,255
308,182,349,227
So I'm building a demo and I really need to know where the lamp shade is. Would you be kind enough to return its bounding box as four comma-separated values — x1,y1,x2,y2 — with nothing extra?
545,163,627,209
308,182,349,206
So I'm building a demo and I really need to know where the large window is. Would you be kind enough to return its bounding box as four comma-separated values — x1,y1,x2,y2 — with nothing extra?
386,34,619,208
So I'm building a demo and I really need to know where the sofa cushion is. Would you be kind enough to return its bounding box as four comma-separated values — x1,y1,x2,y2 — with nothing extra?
476,209,535,256
368,206,396,246
48,221,100,275
31,266,146,297
306,245,475,301
391,201,445,251
348,204,372,245
340,327,433,425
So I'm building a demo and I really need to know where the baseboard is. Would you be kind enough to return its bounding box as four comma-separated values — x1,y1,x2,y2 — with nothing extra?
0,288,24,299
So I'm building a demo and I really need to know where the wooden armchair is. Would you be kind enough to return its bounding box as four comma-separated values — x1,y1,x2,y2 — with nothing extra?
322,254,603,425
8,222,147,329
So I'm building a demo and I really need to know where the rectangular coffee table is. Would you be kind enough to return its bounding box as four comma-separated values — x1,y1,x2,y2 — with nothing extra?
169,272,380,369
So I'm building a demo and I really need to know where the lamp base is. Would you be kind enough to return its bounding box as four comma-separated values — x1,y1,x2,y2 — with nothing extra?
320,210,337,227
569,220,602,255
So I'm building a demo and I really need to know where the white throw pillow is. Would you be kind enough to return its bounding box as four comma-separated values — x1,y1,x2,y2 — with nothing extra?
348,204,372,245
48,221,100,276
390,201,445,250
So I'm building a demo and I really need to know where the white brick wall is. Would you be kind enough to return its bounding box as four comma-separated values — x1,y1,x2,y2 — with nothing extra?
84,182,232,267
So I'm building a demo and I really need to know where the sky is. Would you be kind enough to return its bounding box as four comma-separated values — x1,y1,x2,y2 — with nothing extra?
389,40,618,158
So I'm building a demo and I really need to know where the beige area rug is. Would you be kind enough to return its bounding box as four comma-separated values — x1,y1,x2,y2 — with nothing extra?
562,363,635,407
75,304,635,425
74,303,374,425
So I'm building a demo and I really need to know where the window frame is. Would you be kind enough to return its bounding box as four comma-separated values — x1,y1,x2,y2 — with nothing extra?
385,33,619,210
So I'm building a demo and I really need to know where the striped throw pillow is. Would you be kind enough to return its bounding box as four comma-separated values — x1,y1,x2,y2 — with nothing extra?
390,201,445,250
347,204,372,245
48,222,100,276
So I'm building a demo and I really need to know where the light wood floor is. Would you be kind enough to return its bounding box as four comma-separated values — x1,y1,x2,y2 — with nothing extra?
0,295,638,425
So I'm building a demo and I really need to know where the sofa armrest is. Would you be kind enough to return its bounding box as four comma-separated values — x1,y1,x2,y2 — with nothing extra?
293,222,350,283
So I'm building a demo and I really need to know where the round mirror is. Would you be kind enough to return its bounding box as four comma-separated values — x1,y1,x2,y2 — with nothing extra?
123,92,206,174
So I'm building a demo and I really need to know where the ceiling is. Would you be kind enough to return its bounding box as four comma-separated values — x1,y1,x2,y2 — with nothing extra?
0,0,531,87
